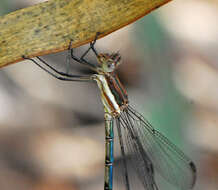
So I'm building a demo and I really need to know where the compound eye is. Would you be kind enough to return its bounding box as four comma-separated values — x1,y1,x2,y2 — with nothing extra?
107,62,115,71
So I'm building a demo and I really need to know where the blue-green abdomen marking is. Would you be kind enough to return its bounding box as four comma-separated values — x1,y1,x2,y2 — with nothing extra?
104,113,114,190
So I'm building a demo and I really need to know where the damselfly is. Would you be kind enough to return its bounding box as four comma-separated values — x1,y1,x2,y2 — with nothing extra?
23,33,197,190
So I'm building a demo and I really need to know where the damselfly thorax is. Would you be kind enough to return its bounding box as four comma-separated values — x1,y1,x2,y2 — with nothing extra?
93,73,128,116
92,53,129,116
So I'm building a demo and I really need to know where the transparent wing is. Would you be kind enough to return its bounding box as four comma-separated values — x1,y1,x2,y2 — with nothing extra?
119,105,196,190
116,117,159,190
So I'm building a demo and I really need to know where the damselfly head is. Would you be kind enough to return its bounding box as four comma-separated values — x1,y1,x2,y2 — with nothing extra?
97,52,121,73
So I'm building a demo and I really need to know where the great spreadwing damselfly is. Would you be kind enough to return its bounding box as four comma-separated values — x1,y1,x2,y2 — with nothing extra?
23,33,197,190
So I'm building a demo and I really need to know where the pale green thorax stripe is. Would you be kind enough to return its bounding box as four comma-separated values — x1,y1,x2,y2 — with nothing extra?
94,74,121,115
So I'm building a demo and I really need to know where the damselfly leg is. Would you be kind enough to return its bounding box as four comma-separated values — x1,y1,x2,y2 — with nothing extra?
22,33,102,82
22,55,91,82
70,32,101,70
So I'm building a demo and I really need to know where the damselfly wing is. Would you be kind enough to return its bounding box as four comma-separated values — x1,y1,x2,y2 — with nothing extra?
115,105,196,190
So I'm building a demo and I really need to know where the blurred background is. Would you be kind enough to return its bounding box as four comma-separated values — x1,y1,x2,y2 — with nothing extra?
0,0,218,189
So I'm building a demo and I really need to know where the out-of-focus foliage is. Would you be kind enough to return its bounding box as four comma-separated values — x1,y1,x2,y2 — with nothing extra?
0,0,217,190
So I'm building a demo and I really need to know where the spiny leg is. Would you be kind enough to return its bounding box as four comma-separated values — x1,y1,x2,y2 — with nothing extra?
70,32,102,69
22,32,102,81
22,56,91,82
70,47,96,69
81,32,100,59
67,40,94,71
65,41,72,74
35,56,75,78
89,32,101,57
